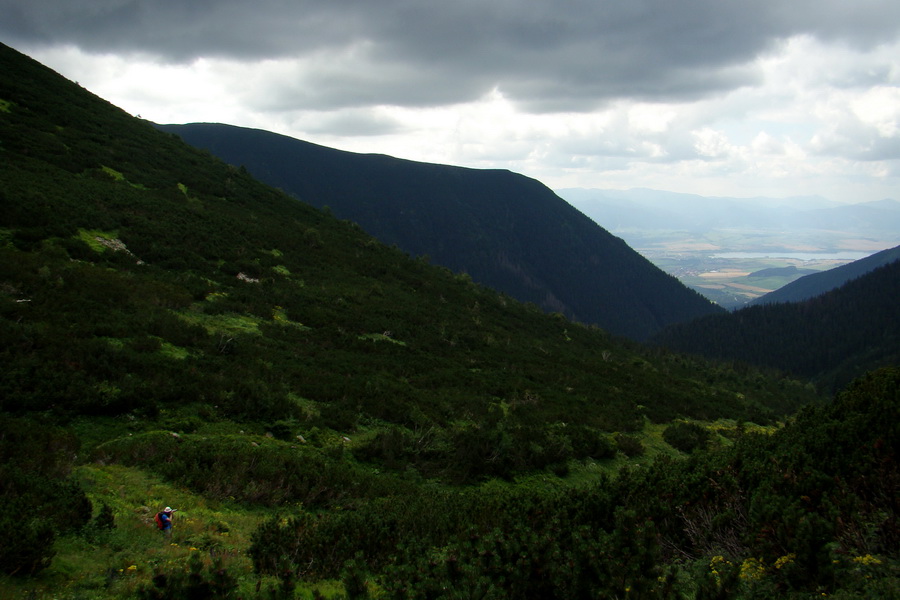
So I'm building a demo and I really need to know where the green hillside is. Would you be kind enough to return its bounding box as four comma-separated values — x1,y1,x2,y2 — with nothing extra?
1,42,897,598
652,260,900,392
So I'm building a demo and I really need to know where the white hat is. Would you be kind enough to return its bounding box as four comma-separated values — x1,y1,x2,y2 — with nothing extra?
164,507,174,513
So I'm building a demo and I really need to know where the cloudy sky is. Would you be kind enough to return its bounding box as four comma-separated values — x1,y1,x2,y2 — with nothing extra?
3,0,899,203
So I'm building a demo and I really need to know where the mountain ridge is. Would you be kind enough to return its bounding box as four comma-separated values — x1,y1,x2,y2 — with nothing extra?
652,259,900,391
156,122,723,340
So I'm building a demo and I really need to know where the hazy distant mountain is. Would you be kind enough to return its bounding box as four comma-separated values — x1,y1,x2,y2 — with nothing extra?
557,188,848,232
157,123,722,340
792,200,900,233
749,244,900,305
558,187,900,238
652,260,900,391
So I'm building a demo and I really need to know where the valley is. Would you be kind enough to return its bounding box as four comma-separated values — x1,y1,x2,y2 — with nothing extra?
640,245,861,308
557,188,900,308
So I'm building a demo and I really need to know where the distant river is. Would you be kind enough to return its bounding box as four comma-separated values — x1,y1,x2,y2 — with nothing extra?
711,251,872,260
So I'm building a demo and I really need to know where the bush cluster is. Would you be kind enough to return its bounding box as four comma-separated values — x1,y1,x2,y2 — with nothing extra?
0,416,92,576
248,368,900,598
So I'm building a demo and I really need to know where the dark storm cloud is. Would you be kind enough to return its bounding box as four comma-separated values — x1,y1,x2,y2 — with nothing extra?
3,0,899,111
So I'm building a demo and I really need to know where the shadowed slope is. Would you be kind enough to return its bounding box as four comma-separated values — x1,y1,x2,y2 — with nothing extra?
158,123,722,340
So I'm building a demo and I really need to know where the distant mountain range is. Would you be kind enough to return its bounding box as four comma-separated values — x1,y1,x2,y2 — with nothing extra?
156,123,721,340
558,187,900,237
750,244,900,305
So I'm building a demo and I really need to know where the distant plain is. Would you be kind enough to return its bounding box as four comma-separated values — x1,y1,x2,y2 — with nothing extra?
630,229,885,308
559,188,900,308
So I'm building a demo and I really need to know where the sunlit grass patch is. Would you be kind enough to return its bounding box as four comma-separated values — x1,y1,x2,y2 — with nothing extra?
177,308,263,336
641,420,683,457
40,463,270,597
289,393,322,421
77,228,119,253
99,335,189,360
0,98,12,112
707,418,779,437
101,165,126,181
158,340,191,360
272,305,310,330
566,420,683,482
177,182,202,204
102,336,126,350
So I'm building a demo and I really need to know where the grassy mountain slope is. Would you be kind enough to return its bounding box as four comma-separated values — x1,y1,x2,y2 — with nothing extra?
749,244,900,305
652,260,900,392
0,40,816,476
156,123,722,341
0,39,811,476
9,42,899,599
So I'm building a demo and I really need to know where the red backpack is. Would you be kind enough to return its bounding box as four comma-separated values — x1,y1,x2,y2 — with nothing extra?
154,512,165,529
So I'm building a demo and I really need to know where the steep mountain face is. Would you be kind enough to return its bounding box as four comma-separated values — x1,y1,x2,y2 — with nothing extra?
652,260,900,391
157,123,722,340
749,244,900,305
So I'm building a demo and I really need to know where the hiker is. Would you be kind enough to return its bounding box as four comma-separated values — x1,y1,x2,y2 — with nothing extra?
155,506,177,537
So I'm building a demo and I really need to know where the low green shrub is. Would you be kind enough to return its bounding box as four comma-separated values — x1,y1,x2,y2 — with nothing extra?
0,416,92,576
138,552,238,600
613,432,645,457
663,420,711,453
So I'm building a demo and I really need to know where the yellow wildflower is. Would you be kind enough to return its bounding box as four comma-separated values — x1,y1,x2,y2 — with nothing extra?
774,553,796,569
852,554,882,566
740,557,766,581
710,555,730,585
710,555,730,567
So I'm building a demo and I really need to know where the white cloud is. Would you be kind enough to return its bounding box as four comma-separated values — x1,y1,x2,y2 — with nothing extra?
7,1,900,204
692,129,733,159
852,86,900,138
